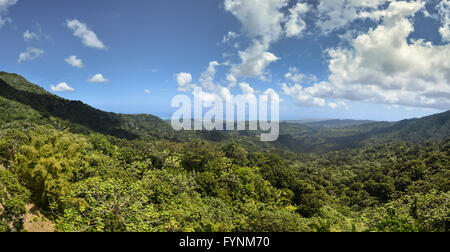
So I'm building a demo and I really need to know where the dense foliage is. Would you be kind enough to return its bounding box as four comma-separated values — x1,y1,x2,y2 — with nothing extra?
0,124,448,232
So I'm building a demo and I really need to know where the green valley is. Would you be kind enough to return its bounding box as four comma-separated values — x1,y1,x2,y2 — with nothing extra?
0,72,448,232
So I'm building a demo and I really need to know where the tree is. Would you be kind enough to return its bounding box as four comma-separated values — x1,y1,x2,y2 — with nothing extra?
0,170,30,232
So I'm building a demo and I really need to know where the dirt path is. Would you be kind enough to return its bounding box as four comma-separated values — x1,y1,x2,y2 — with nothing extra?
1,164,55,232
23,204,55,232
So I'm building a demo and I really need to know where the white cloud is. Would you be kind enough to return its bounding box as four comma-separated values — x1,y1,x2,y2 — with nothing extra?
222,31,239,43
283,1,450,110
173,1,449,112
328,102,338,109
222,0,314,80
438,0,450,42
0,0,17,28
282,83,327,107
0,0,17,12
224,0,287,78
285,2,309,38
328,101,349,110
231,40,279,77
65,55,84,68
262,88,281,104
22,24,51,42
316,0,389,34
285,67,318,84
174,1,292,108
285,67,305,83
199,61,220,91
51,82,75,92
144,89,151,94
18,47,44,63
66,19,106,50
23,30,38,41
88,74,109,83
358,0,425,24
232,82,258,107
226,73,237,87
239,82,255,95
175,61,275,106
175,62,280,113
197,61,234,102
325,1,450,109
224,0,288,43
440,25,450,43
192,87,221,105
175,72,193,91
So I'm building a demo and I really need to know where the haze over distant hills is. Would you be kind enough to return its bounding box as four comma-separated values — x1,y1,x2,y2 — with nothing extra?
1,71,450,153
1,71,449,153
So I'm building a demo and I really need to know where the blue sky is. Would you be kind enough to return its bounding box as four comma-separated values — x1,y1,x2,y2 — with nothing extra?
0,0,449,121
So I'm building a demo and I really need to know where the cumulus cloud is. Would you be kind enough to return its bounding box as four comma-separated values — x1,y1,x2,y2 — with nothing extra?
174,0,295,109
224,0,288,79
284,67,318,84
239,82,254,94
328,102,338,109
192,87,222,105
23,30,38,41
262,88,281,104
285,67,305,83
223,0,315,80
232,82,258,111
283,1,450,110
285,2,309,38
316,0,389,34
0,0,17,28
224,0,287,43
226,73,237,87
176,0,449,112
88,74,109,83
18,47,44,63
197,61,234,102
325,1,450,109
66,19,106,50
328,101,349,110
65,55,84,68
358,0,425,24
231,40,279,77
0,0,17,12
199,61,220,90
282,83,327,107
176,62,234,104
222,31,239,43
175,60,280,108
438,0,450,42
51,82,75,92
440,24,450,43
175,72,193,91
22,24,51,42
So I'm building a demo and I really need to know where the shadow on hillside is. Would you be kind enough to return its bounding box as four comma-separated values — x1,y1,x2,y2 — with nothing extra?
0,79,140,140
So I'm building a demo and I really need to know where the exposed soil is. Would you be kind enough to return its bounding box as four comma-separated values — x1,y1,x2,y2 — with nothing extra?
23,204,55,232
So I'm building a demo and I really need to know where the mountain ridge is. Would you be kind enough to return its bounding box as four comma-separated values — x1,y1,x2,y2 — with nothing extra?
0,71,176,140
0,71,449,153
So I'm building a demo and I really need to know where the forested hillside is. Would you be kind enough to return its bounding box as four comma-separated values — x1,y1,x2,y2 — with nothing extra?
0,72,448,232
0,72,176,140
